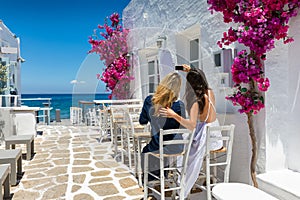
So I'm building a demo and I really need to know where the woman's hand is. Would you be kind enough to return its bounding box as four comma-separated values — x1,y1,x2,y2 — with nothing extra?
182,64,191,72
159,107,177,118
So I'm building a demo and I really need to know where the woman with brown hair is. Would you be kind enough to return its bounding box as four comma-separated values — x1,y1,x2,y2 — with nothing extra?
159,65,222,197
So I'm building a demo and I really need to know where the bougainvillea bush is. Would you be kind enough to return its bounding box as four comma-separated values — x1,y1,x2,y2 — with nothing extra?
89,13,133,99
207,0,300,186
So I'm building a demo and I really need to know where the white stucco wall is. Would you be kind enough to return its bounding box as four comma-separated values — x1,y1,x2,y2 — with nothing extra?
262,14,300,173
123,0,231,98
0,20,22,96
286,15,300,172
0,21,18,62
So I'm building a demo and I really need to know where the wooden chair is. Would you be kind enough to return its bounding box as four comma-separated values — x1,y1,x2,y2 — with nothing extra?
143,128,194,200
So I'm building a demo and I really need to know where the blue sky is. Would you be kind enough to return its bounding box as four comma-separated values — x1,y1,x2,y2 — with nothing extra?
0,0,131,94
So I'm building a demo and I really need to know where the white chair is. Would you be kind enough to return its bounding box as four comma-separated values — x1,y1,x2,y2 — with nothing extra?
13,113,36,136
110,105,128,161
122,112,150,175
85,108,98,126
143,128,194,200
98,105,111,143
133,121,151,187
70,107,82,125
198,124,235,200
4,113,36,160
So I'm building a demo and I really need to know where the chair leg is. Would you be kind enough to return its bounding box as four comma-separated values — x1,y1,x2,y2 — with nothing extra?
31,140,35,159
5,142,10,150
17,156,22,177
127,133,132,170
11,161,17,186
3,173,10,199
144,153,149,200
212,152,217,183
133,137,137,176
26,142,31,161
137,138,143,187
206,153,212,200
160,156,165,200
120,128,124,164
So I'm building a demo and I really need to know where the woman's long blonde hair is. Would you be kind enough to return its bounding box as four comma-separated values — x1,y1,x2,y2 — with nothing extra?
152,72,182,116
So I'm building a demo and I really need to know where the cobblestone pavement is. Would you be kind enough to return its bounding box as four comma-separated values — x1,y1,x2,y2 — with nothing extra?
9,123,144,200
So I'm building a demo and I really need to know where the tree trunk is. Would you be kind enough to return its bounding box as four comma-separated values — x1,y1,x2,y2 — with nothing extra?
247,112,258,187
247,77,258,187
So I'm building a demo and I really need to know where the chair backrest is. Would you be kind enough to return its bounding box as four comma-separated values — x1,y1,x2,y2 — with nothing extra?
98,106,110,130
110,105,128,123
159,128,195,199
13,113,37,135
206,124,235,183
70,107,82,124
202,124,235,200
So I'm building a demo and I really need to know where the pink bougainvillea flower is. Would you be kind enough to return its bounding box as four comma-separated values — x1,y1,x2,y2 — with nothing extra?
208,0,300,114
88,12,133,99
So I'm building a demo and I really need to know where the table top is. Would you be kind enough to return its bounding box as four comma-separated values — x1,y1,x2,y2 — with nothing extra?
39,107,53,111
78,101,95,105
1,106,40,111
94,99,143,104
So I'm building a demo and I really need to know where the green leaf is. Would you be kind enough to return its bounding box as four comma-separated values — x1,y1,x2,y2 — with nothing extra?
241,87,248,92
245,26,249,31
260,96,264,104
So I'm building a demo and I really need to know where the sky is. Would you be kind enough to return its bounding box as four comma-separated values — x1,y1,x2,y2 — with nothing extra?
0,0,131,94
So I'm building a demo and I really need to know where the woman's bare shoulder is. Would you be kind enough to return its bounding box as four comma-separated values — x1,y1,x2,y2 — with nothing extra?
207,89,215,98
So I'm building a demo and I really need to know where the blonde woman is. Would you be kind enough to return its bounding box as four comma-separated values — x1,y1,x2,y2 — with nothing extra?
139,72,186,182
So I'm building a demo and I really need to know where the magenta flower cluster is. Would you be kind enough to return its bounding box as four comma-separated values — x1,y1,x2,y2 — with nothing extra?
208,0,300,114
89,13,133,99
226,89,265,114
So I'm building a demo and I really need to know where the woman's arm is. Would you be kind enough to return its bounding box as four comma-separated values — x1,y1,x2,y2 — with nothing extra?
159,102,198,131
139,96,151,124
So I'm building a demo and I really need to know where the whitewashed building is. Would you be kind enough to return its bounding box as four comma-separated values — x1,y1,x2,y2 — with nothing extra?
123,0,300,199
0,20,24,106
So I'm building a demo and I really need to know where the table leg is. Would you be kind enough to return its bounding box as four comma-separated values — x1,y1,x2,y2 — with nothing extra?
10,161,16,186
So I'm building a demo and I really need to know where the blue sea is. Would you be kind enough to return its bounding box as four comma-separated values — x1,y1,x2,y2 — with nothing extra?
21,93,110,121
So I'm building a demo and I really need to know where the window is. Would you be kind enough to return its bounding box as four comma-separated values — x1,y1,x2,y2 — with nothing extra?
147,58,159,94
214,52,221,67
189,38,199,69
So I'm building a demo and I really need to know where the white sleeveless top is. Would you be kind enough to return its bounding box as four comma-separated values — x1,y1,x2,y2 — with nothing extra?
203,93,222,150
